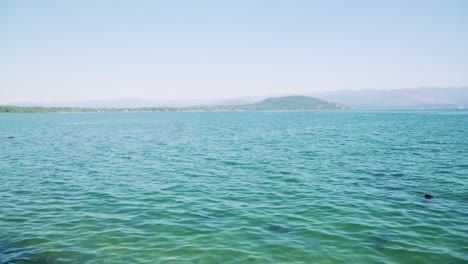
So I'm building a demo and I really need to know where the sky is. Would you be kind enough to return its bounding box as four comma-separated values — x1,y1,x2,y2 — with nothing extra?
0,0,467,103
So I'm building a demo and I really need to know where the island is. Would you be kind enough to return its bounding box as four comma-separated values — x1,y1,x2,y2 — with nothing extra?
0,96,349,113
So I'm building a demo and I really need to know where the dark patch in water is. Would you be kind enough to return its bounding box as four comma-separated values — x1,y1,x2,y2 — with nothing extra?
435,170,451,175
7,256,57,264
374,234,390,249
0,243,5,263
425,193,436,199
284,177,300,183
0,243,56,264
268,224,292,233
222,160,240,166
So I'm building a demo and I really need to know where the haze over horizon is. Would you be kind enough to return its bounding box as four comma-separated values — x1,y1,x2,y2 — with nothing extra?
1,0,467,104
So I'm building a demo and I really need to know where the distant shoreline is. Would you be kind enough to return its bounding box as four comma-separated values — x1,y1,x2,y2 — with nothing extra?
0,96,349,113
0,109,348,114
1,108,466,114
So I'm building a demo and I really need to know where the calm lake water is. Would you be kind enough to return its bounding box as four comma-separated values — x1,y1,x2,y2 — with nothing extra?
1,111,467,264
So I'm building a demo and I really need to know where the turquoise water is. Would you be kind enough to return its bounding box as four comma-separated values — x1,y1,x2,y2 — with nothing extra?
1,111,467,264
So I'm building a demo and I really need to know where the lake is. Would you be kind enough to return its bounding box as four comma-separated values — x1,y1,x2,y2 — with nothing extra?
1,111,467,263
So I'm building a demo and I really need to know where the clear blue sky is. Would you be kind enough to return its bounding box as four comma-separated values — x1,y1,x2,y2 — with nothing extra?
1,0,467,103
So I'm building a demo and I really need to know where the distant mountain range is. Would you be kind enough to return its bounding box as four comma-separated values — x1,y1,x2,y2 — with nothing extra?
308,87,468,109
0,96,346,113
3,87,468,110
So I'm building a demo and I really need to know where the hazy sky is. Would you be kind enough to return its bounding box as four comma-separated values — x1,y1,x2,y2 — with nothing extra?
1,0,467,103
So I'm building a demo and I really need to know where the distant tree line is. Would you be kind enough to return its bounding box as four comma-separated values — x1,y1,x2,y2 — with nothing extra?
0,96,348,113
0,106,182,113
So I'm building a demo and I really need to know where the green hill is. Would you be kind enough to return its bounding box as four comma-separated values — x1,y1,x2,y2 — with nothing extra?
236,95,348,110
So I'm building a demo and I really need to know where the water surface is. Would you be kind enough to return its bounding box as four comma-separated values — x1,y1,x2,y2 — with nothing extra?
1,111,467,263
